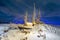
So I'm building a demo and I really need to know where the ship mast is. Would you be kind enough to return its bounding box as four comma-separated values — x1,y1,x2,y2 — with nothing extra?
38,8,43,24
32,3,36,24
37,9,40,23
38,9,40,20
24,10,28,25
35,9,40,24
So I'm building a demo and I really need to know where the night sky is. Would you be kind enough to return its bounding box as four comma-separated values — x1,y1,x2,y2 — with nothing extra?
0,0,60,25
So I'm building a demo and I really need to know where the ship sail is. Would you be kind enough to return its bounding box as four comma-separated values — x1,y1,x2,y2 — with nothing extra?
24,10,28,25
32,3,36,24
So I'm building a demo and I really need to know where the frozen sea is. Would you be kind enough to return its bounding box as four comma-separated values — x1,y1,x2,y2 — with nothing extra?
0,24,60,40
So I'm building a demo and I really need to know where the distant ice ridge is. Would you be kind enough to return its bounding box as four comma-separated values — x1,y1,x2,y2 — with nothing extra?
44,24,60,36
0,26,9,35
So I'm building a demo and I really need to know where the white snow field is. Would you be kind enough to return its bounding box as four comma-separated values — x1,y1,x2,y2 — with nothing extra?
0,24,60,40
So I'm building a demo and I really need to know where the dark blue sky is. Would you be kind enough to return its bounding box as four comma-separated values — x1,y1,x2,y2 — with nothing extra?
0,0,60,25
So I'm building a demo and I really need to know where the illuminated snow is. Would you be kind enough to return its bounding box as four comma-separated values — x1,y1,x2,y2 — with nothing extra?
0,24,60,40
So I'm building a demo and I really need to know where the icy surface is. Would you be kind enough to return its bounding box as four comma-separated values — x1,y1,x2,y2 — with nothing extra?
0,24,60,40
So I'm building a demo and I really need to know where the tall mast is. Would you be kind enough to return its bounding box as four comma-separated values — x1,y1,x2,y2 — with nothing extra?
35,9,40,24
24,10,28,24
32,3,36,24
38,9,40,20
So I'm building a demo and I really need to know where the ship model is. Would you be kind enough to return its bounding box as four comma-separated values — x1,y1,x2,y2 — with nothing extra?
1,3,46,40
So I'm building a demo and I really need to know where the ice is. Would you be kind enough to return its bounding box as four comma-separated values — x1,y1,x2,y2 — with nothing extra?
0,24,60,40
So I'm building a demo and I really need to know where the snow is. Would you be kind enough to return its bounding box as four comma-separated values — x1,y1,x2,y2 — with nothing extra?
0,24,60,40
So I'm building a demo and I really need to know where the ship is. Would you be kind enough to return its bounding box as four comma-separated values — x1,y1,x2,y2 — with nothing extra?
1,3,47,40
8,3,44,31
